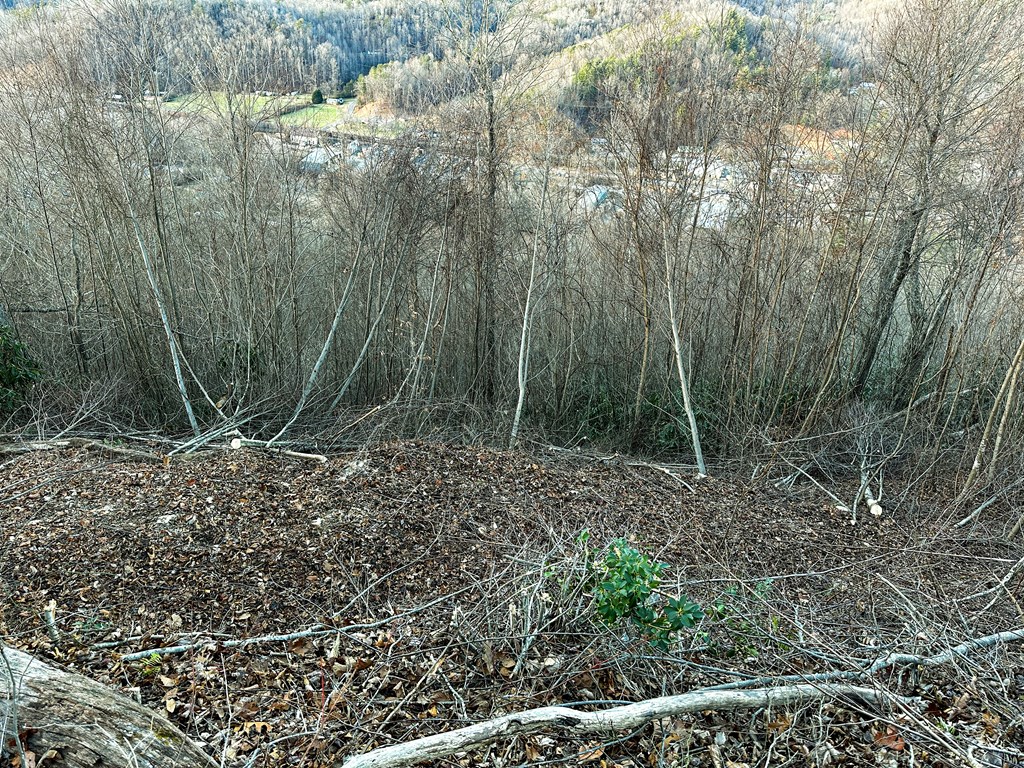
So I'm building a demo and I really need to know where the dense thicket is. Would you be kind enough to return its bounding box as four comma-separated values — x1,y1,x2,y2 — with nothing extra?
0,0,1021,494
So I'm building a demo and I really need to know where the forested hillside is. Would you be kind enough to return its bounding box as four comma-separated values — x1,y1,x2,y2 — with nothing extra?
1,1,1023,766
0,0,1021,488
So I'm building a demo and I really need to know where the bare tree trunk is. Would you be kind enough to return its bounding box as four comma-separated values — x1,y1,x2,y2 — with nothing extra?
269,236,365,444
123,182,201,436
329,227,410,411
850,202,929,398
957,329,1024,511
663,221,706,477
509,165,550,449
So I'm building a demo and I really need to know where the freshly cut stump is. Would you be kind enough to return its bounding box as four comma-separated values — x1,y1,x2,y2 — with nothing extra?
1,644,216,768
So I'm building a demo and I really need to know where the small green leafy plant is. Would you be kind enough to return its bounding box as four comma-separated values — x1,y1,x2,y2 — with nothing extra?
72,615,113,637
137,652,162,678
587,534,703,650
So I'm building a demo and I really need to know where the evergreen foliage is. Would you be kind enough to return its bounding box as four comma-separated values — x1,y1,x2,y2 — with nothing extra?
0,325,40,413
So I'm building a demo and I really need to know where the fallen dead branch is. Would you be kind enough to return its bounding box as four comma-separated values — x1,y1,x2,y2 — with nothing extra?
340,628,1023,768
0,438,161,462
1,644,216,768
119,586,473,662
341,684,913,768
229,436,327,462
709,627,1024,690
1009,511,1023,539
540,444,698,491
873,627,1024,667
964,564,1024,611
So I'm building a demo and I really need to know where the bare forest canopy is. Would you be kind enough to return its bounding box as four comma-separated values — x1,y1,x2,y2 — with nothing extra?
0,0,1022,492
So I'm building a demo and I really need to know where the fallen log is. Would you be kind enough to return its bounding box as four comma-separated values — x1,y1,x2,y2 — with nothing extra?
1,645,216,768
342,683,915,768
0,438,161,462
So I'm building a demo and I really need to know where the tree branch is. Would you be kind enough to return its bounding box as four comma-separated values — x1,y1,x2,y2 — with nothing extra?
709,627,1024,690
342,628,1024,768
341,684,911,768
120,586,472,662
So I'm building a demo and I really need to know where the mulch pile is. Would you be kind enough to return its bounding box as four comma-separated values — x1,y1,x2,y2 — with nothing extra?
2,440,1021,767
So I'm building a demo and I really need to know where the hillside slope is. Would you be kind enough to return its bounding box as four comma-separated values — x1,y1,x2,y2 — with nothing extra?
2,441,1021,767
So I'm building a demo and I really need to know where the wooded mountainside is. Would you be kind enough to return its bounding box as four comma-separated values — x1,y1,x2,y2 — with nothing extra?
0,0,1021,491
1,1,1024,765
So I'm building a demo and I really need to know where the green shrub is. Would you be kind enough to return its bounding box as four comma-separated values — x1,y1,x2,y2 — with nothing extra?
587,533,702,650
311,88,324,105
336,79,357,99
0,324,40,412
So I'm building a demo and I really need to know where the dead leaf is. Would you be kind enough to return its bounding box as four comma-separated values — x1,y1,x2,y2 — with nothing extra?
980,711,1000,736
525,741,542,761
480,642,495,674
236,701,260,719
874,726,905,751
947,692,970,714
709,742,724,768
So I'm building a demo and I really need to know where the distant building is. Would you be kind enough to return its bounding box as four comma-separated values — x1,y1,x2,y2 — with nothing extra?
848,81,879,96
299,146,346,174
580,184,610,211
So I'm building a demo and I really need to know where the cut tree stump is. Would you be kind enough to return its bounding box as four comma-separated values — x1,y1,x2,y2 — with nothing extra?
1,644,216,768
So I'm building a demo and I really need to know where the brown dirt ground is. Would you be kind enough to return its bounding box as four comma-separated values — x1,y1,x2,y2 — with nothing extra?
2,440,1022,767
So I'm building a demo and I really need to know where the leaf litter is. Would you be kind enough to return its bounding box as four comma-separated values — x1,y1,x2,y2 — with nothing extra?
1,440,1021,767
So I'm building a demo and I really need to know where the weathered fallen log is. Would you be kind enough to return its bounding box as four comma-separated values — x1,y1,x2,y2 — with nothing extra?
1,645,216,768
341,683,915,768
0,438,162,462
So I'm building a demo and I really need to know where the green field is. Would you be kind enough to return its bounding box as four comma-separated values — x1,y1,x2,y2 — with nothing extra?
163,91,308,118
163,92,412,137
164,92,364,131
278,103,348,129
